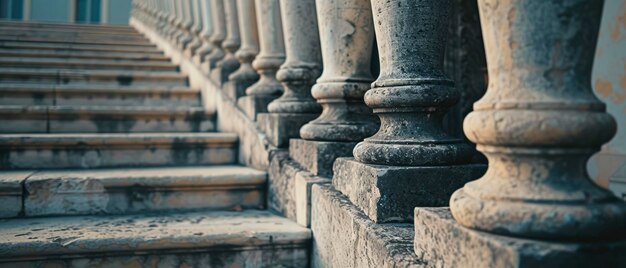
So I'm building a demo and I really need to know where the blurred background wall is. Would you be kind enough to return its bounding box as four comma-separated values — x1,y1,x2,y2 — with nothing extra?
0,0,131,24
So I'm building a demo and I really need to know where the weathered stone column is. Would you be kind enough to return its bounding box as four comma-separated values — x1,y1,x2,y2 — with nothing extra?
413,0,626,266
203,0,227,74
223,0,259,101
256,0,321,148
210,0,240,85
289,0,377,177
237,0,285,121
332,0,484,223
193,0,214,65
184,0,204,57
175,0,193,49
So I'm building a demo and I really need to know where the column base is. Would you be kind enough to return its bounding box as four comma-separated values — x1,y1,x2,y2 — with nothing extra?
289,139,357,178
333,158,486,223
257,113,318,148
414,207,626,267
223,79,256,102
237,95,276,121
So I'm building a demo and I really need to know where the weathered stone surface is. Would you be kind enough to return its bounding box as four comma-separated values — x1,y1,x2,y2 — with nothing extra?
23,166,266,216
414,207,626,267
204,0,226,70
237,95,275,121
299,0,378,142
0,105,215,133
0,68,188,87
334,157,486,223
0,133,237,169
257,113,318,148
295,171,330,227
450,0,626,241
289,139,357,177
0,41,162,53
0,210,310,267
210,0,241,85
226,0,259,96
267,150,299,221
0,57,178,71
354,0,473,166
311,184,424,268
0,171,32,218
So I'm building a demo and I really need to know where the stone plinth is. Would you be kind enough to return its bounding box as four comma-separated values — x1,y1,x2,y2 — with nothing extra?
237,95,274,121
414,207,626,267
311,184,423,268
223,79,253,101
289,139,357,178
333,158,485,223
0,171,31,218
294,171,330,227
257,113,318,148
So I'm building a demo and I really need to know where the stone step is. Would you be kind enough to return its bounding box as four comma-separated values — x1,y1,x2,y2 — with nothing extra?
0,84,201,107
0,48,170,61
0,41,162,53
0,32,149,43
0,29,147,39
0,36,155,46
0,68,188,86
0,21,137,32
0,57,178,71
0,210,309,267
0,105,214,133
12,166,266,217
0,133,238,170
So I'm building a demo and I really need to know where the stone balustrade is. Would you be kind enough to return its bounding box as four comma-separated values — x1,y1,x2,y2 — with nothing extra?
130,0,626,265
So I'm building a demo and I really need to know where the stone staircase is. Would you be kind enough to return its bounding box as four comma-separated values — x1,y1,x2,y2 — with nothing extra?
0,21,309,267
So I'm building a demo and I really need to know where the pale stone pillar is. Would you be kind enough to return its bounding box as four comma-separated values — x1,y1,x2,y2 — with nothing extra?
449,0,626,241
331,0,484,223
237,0,285,120
193,0,214,65
184,0,204,57
224,0,259,100
211,0,241,85
299,0,378,142
256,0,321,147
175,0,193,49
204,0,227,73
288,0,377,177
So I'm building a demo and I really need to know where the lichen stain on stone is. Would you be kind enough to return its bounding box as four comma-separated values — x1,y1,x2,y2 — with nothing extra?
610,1,626,41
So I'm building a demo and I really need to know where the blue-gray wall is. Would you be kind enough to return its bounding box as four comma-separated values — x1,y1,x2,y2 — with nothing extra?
107,0,131,24
30,0,69,22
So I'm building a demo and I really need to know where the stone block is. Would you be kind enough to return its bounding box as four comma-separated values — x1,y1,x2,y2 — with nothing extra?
294,171,330,227
0,171,32,218
267,150,299,221
333,158,486,223
257,113,318,148
223,79,255,102
311,184,423,268
289,139,357,178
414,207,626,267
237,95,276,121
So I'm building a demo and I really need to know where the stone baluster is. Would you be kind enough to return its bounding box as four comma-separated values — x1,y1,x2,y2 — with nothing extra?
334,0,484,223
224,0,259,100
411,1,626,265
193,0,214,65
166,0,179,41
210,0,241,85
448,0,626,241
184,0,203,57
174,0,192,48
237,0,285,121
289,0,377,177
256,0,321,147
203,0,227,74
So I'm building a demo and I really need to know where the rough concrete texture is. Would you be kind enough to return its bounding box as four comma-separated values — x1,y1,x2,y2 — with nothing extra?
22,166,266,217
414,207,626,267
311,184,424,268
267,150,300,221
257,113,318,148
334,158,486,223
0,133,237,169
237,95,277,121
289,139,357,178
0,171,33,218
0,105,215,133
295,171,330,227
0,210,311,267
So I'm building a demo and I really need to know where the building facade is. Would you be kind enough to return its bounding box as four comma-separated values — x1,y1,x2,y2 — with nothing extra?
0,0,131,24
